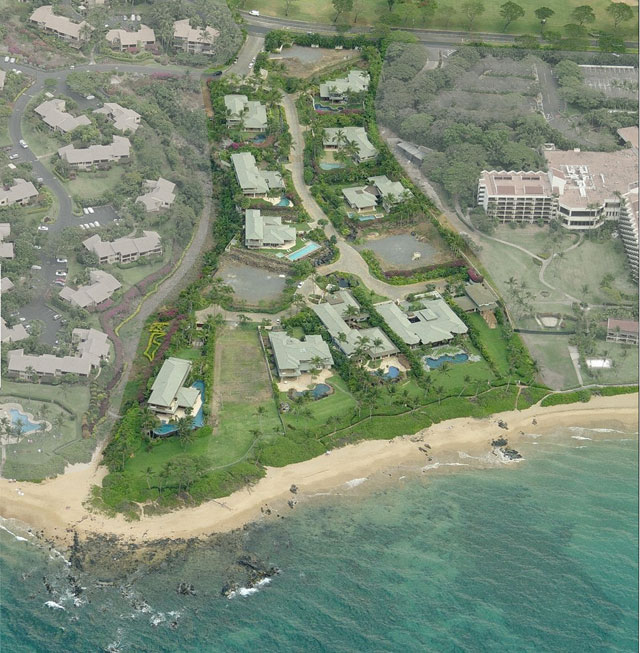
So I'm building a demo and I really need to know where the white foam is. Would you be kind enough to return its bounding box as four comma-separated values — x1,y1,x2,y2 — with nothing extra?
568,426,626,434
571,435,592,441
422,461,469,471
228,577,271,599
45,601,65,610
0,524,30,542
344,477,368,488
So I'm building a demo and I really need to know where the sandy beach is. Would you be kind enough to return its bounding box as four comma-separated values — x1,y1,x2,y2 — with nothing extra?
0,393,637,547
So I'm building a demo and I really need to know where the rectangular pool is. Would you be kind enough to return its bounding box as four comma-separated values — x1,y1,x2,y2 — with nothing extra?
287,241,320,261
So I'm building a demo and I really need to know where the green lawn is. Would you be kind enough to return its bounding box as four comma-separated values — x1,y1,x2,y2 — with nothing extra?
494,224,576,258
21,117,63,158
252,0,638,39
520,332,579,389
65,166,125,201
0,381,92,481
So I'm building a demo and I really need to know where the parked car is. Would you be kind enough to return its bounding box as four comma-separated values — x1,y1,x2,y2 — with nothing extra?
83,207,89,215
19,139,27,149
31,265,42,270
37,225,49,231
88,207,95,214
85,95,95,100
53,314,61,320
9,57,15,64
18,316,26,321
79,224,87,230
53,280,65,286
249,9,260,16
3,56,8,63
55,270,68,277
56,257,68,264
9,154,18,160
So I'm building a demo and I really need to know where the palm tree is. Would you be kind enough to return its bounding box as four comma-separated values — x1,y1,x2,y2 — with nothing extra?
344,304,360,322
459,374,472,397
256,405,267,435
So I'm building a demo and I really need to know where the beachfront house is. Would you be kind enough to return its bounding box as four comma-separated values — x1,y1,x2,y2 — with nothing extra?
244,209,295,249
375,296,468,348
224,95,267,132
268,331,333,379
147,357,202,423
323,127,377,163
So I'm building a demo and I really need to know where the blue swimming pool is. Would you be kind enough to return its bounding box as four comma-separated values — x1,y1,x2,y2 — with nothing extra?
293,383,332,401
424,353,469,369
319,162,344,170
152,380,205,436
287,241,320,261
253,133,266,143
314,103,341,112
385,366,400,379
277,197,292,206
8,408,41,433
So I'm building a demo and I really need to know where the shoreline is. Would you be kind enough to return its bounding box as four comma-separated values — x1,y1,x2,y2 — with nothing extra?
0,394,637,548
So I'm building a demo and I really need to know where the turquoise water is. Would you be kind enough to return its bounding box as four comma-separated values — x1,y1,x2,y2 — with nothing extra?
8,408,40,433
425,352,469,369
152,381,205,436
319,162,344,170
1,428,637,652
287,241,320,261
276,197,291,206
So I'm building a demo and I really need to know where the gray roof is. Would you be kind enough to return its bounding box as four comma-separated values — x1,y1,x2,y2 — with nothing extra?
136,177,176,211
148,357,192,408
397,141,429,162
342,186,377,210
59,270,121,308
269,331,333,374
323,127,377,161
94,102,141,133
35,99,91,133
0,178,38,205
231,152,283,194
72,328,110,366
465,283,498,310
1,277,14,293
224,95,267,130
105,24,155,47
173,19,219,45
376,297,467,346
319,69,370,98
367,175,412,204
244,209,295,246
30,5,93,40
58,136,131,165
1,318,28,343
83,230,161,261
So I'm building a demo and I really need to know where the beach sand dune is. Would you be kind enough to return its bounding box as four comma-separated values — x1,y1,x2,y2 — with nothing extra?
0,394,637,547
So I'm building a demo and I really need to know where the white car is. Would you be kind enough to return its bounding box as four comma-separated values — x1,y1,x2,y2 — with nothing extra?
249,10,260,16
93,220,100,227
86,95,95,100
30,265,41,271
33,245,41,250
9,154,18,160
9,57,15,64
55,270,67,277
3,56,8,63
83,207,89,214
37,225,49,231
87,207,95,214
19,139,28,149
56,257,68,264
79,224,87,230
19,316,26,321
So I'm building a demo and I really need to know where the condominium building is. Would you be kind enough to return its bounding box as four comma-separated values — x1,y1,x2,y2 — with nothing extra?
319,69,370,102
478,148,639,230
323,127,377,163
618,186,639,281
35,98,91,133
1,317,28,344
268,331,333,379
606,318,639,345
94,102,141,133
0,223,13,259
224,95,267,132
244,209,295,249
83,230,162,265
136,178,176,212
105,25,155,51
173,19,219,54
0,178,38,207
231,152,284,197
30,5,93,44
58,135,131,170
59,270,121,308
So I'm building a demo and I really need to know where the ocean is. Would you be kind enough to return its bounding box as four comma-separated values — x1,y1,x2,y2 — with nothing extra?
1,427,637,653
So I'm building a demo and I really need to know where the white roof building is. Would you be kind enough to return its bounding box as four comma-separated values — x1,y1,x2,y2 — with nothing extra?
94,102,141,133
35,99,91,133
105,24,155,50
0,178,38,207
30,5,93,42
268,331,333,379
83,231,162,265
319,69,370,101
173,19,219,54
224,95,268,132
59,270,121,308
58,136,131,169
323,127,377,162
244,209,295,249
136,178,176,212
231,152,284,197
0,223,13,259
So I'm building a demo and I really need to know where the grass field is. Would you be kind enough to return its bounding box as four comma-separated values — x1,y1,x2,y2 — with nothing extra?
21,117,62,158
250,0,638,39
520,332,579,389
65,166,124,201
0,381,92,481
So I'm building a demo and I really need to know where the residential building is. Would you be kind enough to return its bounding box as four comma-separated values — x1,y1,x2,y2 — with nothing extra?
606,318,639,345
94,102,141,133
342,186,377,213
478,148,639,230
224,95,267,132
58,135,131,170
83,231,162,265
458,283,498,314
1,277,14,293
7,328,110,379
323,127,377,163
173,19,219,54
147,357,202,422
367,175,412,211
396,141,429,166
136,177,176,212
0,178,38,207
1,318,28,343
35,98,91,133
319,69,370,102
268,331,333,379
618,186,638,281
0,70,5,91
231,152,284,197
244,209,295,249
312,292,397,359
0,223,13,259
59,270,121,308
375,295,467,347
30,5,93,44
105,25,155,51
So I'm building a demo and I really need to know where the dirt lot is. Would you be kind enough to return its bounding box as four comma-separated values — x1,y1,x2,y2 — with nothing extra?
270,46,360,78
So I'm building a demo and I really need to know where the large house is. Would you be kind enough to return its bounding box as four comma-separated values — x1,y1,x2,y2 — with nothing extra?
1,277,14,293
319,69,370,103
94,103,141,133
136,178,176,212
606,318,639,345
147,357,202,423
342,186,377,214
105,25,155,51
0,223,14,259
7,328,110,380
58,136,131,170
323,127,378,163
173,19,219,54
244,209,295,249
30,5,93,45
59,270,121,308
367,175,412,211
1,317,28,344
269,331,333,379
455,283,499,314
224,95,267,132
0,178,38,207
83,231,162,265
231,152,284,197
618,186,638,281
35,99,91,133
375,296,467,348
312,291,397,360
478,148,638,230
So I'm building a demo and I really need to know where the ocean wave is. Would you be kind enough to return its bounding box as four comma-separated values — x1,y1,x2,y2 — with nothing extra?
227,578,271,599
0,523,31,543
571,436,592,441
344,477,368,488
422,462,469,471
44,601,65,610
568,426,627,434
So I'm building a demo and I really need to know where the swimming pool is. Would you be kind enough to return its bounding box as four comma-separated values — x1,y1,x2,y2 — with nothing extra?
287,241,320,261
292,383,332,400
314,103,341,112
385,366,400,379
277,197,292,207
152,380,205,436
8,408,41,433
253,133,266,143
319,162,344,170
424,353,469,369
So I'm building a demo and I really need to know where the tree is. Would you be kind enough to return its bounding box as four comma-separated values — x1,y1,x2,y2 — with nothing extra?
571,5,596,26
534,6,554,32
606,2,633,28
500,1,524,31
462,0,485,31
332,0,354,23
599,33,626,53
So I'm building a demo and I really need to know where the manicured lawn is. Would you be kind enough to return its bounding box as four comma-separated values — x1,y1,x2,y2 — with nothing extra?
65,166,124,200
253,0,638,39
520,332,579,390
116,252,171,288
21,117,63,158
494,224,575,258
465,313,512,378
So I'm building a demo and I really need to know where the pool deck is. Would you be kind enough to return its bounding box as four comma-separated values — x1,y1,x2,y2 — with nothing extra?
0,403,51,446
277,367,332,392
371,355,408,374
